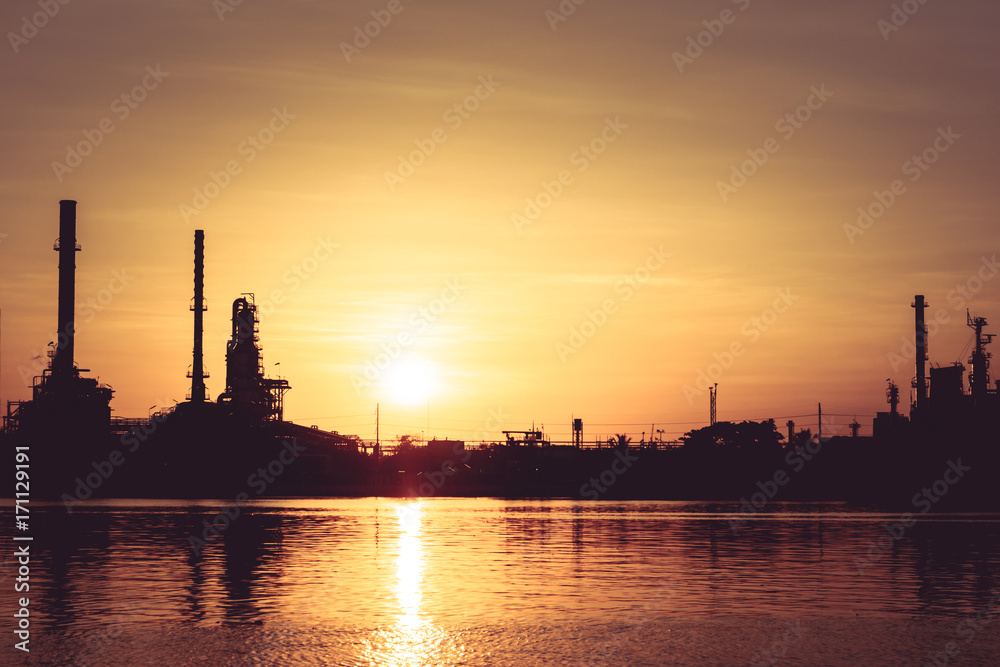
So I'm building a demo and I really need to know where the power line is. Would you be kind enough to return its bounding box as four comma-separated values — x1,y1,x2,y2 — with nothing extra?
284,413,374,421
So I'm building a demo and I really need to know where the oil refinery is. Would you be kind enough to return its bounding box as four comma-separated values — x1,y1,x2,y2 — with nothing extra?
3,201,998,503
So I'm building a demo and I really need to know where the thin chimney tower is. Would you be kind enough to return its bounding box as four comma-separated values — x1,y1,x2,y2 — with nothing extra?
191,230,207,402
913,295,928,413
53,200,80,379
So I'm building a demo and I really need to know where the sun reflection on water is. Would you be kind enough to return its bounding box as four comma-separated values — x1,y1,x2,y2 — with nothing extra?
364,501,456,666
395,502,424,629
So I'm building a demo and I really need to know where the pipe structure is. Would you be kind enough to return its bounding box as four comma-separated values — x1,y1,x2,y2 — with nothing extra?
53,200,80,379
191,230,206,402
967,311,992,404
887,380,900,416
913,295,928,413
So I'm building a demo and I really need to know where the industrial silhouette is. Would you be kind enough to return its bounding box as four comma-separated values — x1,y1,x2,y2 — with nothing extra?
2,201,998,504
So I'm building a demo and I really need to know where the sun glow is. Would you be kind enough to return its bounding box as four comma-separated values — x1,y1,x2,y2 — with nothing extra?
383,357,438,406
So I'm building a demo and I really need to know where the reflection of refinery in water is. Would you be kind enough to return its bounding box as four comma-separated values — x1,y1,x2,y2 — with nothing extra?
2,201,997,499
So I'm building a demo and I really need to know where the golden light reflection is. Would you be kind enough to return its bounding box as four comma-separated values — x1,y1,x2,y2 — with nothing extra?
364,501,452,666
395,502,424,628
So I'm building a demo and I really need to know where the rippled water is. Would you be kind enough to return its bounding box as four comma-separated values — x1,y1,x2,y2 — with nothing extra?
3,499,1000,666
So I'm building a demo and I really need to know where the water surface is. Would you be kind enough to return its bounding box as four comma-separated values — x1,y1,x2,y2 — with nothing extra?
3,499,1000,665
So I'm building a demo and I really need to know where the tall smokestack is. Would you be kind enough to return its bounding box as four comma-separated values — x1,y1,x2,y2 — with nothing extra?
52,200,80,378
913,295,928,412
191,230,206,402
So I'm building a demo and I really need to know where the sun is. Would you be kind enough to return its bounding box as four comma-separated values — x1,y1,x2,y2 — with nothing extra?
383,356,438,406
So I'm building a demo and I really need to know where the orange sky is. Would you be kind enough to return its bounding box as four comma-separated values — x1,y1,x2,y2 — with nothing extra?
1,0,998,443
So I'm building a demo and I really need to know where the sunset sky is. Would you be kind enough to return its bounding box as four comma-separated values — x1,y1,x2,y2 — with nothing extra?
1,0,997,443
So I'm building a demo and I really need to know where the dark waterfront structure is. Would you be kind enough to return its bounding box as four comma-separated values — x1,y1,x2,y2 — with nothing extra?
907,295,999,437
1,202,361,499
217,296,290,422
119,227,362,497
968,312,995,404
2,201,998,504
2,201,115,496
872,380,909,440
